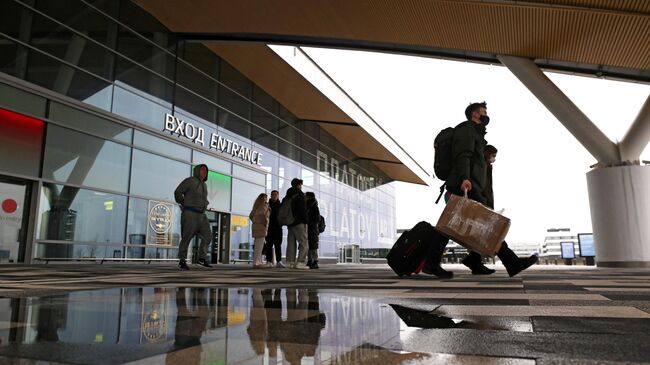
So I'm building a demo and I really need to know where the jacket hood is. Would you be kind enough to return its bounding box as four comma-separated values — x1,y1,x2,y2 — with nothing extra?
193,164,208,181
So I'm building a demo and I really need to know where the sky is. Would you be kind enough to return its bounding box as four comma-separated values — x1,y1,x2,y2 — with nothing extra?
302,47,650,245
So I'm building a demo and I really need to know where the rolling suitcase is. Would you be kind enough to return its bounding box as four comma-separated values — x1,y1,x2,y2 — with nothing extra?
386,221,436,277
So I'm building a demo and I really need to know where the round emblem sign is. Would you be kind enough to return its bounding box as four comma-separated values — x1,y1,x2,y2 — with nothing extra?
2,199,18,214
148,203,172,234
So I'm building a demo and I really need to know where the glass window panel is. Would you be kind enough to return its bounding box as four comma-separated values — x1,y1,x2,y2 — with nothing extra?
0,83,47,118
114,54,173,105
112,85,171,129
232,165,265,186
230,179,264,215
205,169,231,212
174,86,219,127
43,125,131,192
35,242,111,259
193,151,231,175
218,109,251,141
118,0,177,53
115,22,175,81
25,52,113,111
49,102,132,143
37,183,127,244
34,0,118,50
133,130,191,161
29,9,115,81
130,149,190,201
278,123,301,162
230,214,251,262
278,158,301,183
251,124,277,151
126,197,181,249
178,42,220,79
0,107,45,177
301,167,318,192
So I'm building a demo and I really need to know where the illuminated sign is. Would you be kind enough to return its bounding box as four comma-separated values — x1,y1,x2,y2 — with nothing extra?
164,114,262,166
578,233,596,257
561,242,575,259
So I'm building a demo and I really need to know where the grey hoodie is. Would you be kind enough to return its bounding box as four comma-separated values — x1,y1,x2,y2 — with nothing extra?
174,164,209,212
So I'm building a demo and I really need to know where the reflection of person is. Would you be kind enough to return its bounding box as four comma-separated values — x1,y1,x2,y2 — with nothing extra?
305,192,321,269
166,288,209,364
247,288,268,355
174,164,212,270
433,102,538,277
264,190,284,267
249,193,270,268
275,289,326,365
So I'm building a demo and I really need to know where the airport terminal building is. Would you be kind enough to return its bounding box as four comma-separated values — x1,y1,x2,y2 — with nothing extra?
0,0,425,264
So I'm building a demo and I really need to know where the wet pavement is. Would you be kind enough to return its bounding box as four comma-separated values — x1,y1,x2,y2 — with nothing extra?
0,263,648,364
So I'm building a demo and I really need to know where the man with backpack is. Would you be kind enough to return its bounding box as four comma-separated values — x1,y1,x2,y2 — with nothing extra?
281,178,309,269
429,102,538,277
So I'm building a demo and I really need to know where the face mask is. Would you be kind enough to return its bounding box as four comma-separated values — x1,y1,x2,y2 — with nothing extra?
480,115,490,126
489,156,496,164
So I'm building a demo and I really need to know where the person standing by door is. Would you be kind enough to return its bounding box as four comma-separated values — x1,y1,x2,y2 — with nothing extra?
264,190,284,267
174,164,212,271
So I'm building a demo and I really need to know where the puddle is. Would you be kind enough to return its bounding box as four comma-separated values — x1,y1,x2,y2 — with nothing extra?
0,287,508,364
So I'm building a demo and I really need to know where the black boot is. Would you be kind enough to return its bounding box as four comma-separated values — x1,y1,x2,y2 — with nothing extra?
461,251,495,275
497,242,538,277
306,259,313,268
310,261,319,269
422,231,453,279
178,260,189,271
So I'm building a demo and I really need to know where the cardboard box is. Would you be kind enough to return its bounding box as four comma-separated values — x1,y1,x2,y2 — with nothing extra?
435,194,509,257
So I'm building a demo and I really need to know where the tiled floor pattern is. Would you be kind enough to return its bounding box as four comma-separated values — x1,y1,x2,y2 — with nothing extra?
0,263,648,364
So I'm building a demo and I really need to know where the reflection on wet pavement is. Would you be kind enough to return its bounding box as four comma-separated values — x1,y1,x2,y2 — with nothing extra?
0,287,444,364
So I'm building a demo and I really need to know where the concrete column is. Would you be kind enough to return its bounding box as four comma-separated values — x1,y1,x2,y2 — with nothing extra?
619,95,650,163
586,166,650,267
498,55,620,165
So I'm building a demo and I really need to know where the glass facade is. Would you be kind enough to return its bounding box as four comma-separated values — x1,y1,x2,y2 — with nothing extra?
0,0,396,262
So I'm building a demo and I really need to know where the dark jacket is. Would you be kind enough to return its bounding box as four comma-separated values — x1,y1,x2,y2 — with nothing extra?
174,164,209,211
306,201,320,247
285,187,307,226
446,121,488,205
483,164,494,209
267,199,282,233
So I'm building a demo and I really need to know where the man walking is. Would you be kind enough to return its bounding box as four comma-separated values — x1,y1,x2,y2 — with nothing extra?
264,190,285,267
427,102,538,277
174,164,212,270
283,178,309,269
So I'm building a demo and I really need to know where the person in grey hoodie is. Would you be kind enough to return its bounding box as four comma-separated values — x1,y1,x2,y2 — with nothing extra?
174,164,212,270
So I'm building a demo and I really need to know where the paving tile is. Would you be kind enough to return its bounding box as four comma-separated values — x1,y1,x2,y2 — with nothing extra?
434,305,650,318
532,317,650,334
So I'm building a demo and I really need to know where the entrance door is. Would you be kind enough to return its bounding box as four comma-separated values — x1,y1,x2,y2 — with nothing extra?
0,177,31,263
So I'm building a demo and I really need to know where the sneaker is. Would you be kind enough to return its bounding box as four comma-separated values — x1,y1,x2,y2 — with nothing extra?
266,262,275,268
506,255,539,277
179,260,189,271
197,259,212,268
294,263,310,270
310,261,319,269
276,261,286,268
422,264,453,279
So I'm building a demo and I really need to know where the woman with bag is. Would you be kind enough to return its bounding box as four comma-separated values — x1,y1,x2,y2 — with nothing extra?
249,193,271,268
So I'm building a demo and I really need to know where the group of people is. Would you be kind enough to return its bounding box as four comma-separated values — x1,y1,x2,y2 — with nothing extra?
174,169,322,271
249,178,323,270
172,101,537,278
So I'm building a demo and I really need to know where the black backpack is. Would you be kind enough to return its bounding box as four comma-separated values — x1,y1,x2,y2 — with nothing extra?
318,215,326,233
433,127,455,181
